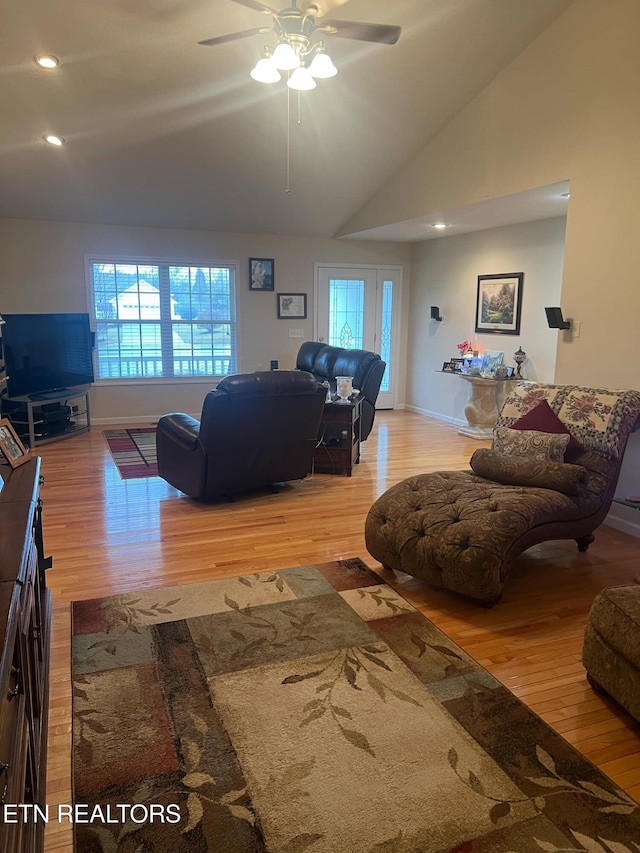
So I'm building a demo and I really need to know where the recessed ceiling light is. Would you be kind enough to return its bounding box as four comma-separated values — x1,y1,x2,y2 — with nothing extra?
44,134,64,146
432,222,448,230
560,192,570,198
35,54,59,69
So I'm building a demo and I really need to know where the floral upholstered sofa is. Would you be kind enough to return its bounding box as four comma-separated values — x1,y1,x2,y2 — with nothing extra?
365,382,640,605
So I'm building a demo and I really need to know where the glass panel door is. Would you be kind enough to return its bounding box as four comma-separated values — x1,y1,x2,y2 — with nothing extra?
315,266,400,409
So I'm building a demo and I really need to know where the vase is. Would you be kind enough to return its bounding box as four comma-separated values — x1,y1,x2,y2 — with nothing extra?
335,376,354,404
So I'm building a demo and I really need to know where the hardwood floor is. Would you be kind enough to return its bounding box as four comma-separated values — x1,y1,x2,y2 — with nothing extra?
39,410,640,851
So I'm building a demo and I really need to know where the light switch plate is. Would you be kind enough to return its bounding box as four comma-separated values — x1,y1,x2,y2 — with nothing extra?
288,328,305,338
571,320,581,338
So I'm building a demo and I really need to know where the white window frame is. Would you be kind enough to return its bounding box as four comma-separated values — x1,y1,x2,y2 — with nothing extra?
85,255,241,386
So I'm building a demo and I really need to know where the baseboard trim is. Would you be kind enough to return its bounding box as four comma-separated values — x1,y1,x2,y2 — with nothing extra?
604,505,640,538
404,405,466,427
93,414,198,426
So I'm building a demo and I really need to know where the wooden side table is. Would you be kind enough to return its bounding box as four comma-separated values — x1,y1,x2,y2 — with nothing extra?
312,394,362,476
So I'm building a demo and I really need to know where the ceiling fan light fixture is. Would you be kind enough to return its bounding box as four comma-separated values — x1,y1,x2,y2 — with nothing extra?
250,49,281,83
308,48,337,78
272,41,300,71
287,65,316,91
43,134,65,146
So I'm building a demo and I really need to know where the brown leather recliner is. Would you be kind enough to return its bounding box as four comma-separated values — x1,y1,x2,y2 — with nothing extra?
156,370,326,500
296,342,386,440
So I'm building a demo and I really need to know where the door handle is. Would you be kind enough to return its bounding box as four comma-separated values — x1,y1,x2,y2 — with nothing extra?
9,666,21,698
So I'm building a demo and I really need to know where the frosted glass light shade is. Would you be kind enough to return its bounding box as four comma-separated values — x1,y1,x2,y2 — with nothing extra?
272,42,300,71
250,57,281,83
287,66,316,91
308,51,337,78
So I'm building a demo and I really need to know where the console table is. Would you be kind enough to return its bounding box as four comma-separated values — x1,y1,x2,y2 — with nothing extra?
0,457,51,853
441,372,516,440
312,395,362,476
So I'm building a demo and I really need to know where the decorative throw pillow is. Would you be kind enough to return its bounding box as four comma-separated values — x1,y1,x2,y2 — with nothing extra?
493,427,570,462
470,449,588,495
511,399,583,456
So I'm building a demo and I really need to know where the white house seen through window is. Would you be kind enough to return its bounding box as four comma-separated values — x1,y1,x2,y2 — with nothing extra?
89,261,237,379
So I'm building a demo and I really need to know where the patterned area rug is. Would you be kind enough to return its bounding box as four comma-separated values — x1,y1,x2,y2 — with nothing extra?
103,427,157,479
72,558,640,852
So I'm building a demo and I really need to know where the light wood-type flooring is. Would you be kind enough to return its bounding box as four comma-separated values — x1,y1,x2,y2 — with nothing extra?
38,410,640,851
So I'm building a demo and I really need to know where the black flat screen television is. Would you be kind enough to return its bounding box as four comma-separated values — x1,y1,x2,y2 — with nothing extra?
2,313,94,399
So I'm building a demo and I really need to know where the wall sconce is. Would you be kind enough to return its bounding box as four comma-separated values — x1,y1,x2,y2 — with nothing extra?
545,307,571,330
430,306,443,322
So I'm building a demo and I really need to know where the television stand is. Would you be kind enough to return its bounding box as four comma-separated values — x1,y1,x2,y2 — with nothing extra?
2,388,91,448
29,388,76,401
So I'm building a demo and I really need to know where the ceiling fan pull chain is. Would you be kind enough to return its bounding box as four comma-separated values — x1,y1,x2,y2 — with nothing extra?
297,88,302,125
286,81,291,194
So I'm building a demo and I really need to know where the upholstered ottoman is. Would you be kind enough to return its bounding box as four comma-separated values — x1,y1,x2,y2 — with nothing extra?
582,585,640,723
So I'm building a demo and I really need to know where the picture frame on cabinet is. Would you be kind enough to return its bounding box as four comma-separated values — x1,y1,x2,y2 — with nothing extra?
0,417,29,468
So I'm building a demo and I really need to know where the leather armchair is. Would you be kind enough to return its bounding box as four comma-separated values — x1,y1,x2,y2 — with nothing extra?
156,370,326,499
295,342,386,440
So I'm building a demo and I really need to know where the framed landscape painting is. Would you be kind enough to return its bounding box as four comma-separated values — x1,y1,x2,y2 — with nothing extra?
475,272,524,335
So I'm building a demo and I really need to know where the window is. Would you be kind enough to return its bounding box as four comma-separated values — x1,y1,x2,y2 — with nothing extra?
89,260,237,380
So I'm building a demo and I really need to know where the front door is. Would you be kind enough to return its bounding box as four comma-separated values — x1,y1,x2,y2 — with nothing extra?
315,265,400,409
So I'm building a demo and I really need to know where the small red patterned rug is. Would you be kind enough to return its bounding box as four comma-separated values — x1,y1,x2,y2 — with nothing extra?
103,427,157,479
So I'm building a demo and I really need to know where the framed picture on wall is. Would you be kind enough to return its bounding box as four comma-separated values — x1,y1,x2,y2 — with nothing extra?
475,272,524,335
277,293,307,319
249,258,275,291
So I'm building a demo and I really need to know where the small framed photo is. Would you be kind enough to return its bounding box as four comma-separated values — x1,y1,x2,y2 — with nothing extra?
442,361,456,372
277,293,307,319
450,357,464,370
0,418,30,468
481,350,504,373
249,257,274,291
475,272,524,335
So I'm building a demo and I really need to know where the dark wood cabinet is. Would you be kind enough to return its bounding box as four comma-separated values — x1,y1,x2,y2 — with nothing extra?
0,458,51,853
312,395,362,477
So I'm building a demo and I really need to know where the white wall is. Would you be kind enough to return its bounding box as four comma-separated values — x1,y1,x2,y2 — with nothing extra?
407,217,566,423
0,218,410,421
338,0,640,520
339,0,640,392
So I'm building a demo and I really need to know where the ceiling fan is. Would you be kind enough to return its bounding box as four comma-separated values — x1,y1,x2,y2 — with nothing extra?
198,0,401,90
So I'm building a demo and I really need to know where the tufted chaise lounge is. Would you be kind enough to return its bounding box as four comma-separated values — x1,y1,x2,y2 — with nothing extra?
365,382,640,605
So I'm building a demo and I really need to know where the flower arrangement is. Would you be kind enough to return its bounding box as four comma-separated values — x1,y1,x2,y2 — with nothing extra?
457,340,471,356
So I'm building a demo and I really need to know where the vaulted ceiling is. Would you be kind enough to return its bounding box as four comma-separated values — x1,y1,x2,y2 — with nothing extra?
1,0,571,238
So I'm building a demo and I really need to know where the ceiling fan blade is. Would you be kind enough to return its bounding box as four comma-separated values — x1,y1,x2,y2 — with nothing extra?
321,19,401,45
229,0,278,14
299,0,349,17
198,26,271,46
